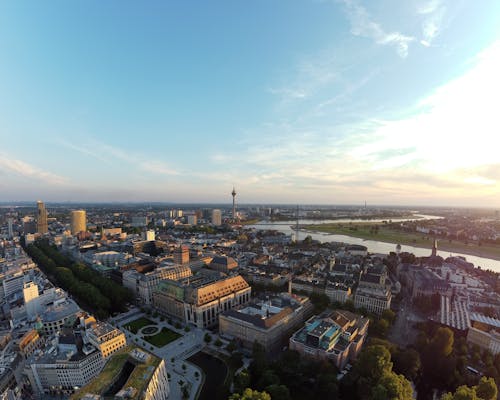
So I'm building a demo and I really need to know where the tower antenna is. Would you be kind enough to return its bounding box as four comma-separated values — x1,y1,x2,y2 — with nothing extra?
231,186,237,222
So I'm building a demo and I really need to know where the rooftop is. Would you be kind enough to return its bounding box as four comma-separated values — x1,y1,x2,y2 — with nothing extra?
71,346,161,400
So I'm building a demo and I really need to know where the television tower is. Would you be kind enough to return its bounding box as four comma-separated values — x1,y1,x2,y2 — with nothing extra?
231,187,237,221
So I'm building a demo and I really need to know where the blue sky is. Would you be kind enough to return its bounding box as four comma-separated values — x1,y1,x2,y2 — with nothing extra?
1,0,499,206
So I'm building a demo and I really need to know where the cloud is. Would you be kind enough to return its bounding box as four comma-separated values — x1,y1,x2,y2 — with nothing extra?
210,41,500,205
0,154,67,185
140,160,180,176
340,0,415,58
58,138,180,176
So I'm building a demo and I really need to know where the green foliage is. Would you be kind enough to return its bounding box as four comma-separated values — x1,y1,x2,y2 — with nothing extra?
309,292,330,314
24,240,133,318
247,349,338,400
265,384,291,400
234,370,251,394
371,371,413,400
229,388,271,400
345,344,414,400
356,345,393,383
204,333,212,343
476,376,498,400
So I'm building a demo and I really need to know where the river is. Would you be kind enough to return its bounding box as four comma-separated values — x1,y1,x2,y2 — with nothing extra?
248,215,500,273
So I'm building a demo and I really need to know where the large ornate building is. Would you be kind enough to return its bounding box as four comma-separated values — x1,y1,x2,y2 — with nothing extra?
153,270,251,328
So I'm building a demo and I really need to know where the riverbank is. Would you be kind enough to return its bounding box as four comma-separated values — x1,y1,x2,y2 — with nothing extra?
303,223,500,261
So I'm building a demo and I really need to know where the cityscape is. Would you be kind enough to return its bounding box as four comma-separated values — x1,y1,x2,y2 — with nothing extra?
1,1,500,400
0,200,498,400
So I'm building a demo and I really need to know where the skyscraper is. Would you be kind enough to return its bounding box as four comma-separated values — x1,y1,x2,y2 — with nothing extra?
36,201,48,234
70,210,87,235
211,209,222,226
7,218,14,239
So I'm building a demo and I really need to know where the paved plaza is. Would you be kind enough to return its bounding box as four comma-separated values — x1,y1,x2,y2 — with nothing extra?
111,311,207,400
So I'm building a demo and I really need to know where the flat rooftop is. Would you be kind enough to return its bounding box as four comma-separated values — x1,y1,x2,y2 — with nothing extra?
71,346,161,400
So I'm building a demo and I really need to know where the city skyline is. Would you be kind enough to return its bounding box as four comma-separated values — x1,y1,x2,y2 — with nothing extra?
1,1,500,206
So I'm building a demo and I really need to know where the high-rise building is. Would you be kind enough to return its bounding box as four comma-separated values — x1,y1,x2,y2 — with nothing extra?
7,218,14,239
211,209,222,226
23,281,40,318
187,214,197,225
36,201,48,234
70,210,87,235
173,245,190,265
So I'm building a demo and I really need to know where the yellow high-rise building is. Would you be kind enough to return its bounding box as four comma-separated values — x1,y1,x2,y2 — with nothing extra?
36,201,48,234
71,210,87,235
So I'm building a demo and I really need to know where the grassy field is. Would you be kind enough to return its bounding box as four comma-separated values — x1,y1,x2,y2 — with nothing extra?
304,223,500,260
144,327,181,347
124,317,155,334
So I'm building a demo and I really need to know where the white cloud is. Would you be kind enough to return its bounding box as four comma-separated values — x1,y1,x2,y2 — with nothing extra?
58,138,180,176
212,41,500,205
0,154,67,185
340,0,415,58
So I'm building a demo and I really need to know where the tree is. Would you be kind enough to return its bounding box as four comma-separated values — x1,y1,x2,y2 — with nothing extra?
234,370,251,394
204,333,212,344
356,345,393,383
393,348,421,381
265,384,291,400
256,370,280,391
430,327,454,358
381,309,396,325
372,371,413,400
441,385,478,400
475,376,498,400
229,388,271,400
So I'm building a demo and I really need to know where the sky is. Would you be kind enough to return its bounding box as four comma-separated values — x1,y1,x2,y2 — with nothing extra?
1,0,500,206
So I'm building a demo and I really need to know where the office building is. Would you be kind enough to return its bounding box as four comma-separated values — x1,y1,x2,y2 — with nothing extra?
219,293,313,352
23,281,40,318
7,218,13,239
208,255,238,274
40,298,81,335
25,335,104,397
354,268,392,315
71,347,169,400
173,245,190,265
146,230,155,241
70,210,87,235
153,271,251,328
289,310,369,369
186,214,197,225
85,322,127,359
36,201,48,234
122,265,192,305
211,209,222,226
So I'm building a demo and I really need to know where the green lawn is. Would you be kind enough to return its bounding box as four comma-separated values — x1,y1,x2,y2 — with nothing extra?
125,317,155,334
144,327,181,347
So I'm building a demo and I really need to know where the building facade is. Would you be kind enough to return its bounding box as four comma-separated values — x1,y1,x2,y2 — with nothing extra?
85,322,127,359
153,272,251,328
70,210,87,236
36,201,48,234
219,293,313,352
289,310,369,369
122,265,192,305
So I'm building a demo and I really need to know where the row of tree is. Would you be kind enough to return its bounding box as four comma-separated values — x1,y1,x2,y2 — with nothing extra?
340,344,414,400
415,323,500,399
24,239,133,319
234,343,339,400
